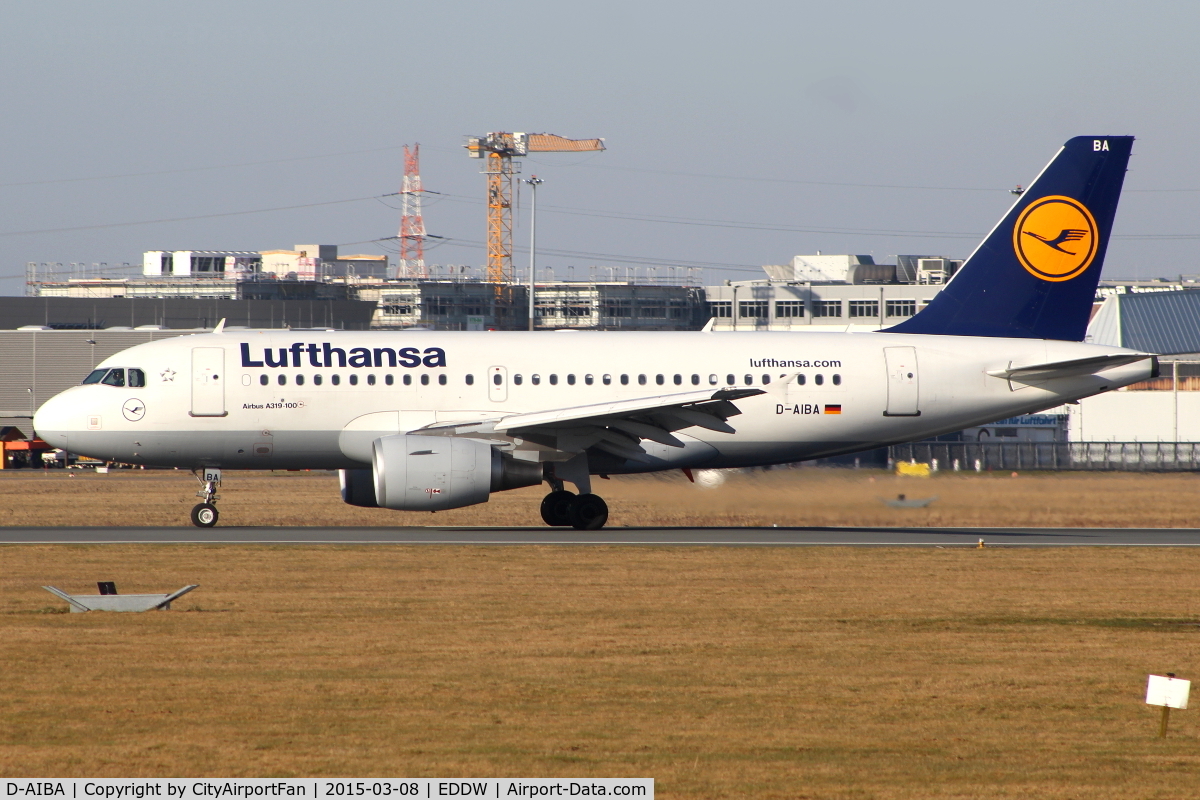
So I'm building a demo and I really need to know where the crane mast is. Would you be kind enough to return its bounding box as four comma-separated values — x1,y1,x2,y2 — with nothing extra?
466,132,604,284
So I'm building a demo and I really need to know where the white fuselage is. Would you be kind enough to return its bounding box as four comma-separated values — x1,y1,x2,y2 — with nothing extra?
33,329,1152,472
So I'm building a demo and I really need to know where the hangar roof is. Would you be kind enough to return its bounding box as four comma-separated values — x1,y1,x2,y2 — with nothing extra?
1087,290,1200,354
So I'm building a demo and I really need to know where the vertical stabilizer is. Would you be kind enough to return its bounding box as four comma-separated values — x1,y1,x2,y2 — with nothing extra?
887,136,1133,340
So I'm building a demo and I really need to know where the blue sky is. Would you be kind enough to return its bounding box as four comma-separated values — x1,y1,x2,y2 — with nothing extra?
2,0,1197,294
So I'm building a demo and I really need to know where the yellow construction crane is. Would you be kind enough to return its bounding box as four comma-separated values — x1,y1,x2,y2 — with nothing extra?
466,132,605,284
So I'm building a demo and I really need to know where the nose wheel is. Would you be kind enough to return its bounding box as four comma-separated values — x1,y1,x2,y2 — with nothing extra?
540,490,609,530
190,503,219,527
190,468,222,527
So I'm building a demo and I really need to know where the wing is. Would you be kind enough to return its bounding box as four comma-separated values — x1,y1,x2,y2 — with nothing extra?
415,387,766,462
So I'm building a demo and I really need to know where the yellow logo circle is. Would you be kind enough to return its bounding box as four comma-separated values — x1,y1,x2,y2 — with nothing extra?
1012,195,1098,282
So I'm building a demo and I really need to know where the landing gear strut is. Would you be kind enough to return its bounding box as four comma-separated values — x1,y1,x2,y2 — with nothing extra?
190,468,221,528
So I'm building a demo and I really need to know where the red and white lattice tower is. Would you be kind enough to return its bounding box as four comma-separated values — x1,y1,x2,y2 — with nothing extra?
398,143,426,278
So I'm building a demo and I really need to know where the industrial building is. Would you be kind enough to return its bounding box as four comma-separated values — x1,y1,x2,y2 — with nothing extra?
705,254,962,331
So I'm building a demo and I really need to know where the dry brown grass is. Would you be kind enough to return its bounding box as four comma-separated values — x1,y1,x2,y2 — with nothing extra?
0,545,1198,798
2,467,1200,528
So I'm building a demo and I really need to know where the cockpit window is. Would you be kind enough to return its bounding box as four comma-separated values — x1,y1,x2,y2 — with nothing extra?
84,368,140,387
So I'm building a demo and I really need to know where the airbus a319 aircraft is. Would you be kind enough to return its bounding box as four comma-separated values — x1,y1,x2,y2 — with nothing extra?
34,136,1154,530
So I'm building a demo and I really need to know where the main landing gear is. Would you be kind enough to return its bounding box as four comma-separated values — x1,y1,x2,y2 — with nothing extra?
190,468,221,528
540,456,608,530
540,487,609,531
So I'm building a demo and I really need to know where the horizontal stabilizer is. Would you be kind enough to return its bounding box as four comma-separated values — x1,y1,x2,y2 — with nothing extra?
987,353,1156,382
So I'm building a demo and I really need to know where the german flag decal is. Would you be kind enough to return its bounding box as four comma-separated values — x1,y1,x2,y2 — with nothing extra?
824,404,842,415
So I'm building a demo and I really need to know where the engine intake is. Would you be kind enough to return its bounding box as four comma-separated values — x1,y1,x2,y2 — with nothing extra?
368,434,541,511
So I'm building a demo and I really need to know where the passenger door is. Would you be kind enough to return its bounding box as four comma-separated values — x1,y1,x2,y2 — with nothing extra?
191,347,227,417
883,346,920,416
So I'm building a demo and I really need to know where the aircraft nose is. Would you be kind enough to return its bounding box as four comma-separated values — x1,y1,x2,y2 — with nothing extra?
33,390,77,449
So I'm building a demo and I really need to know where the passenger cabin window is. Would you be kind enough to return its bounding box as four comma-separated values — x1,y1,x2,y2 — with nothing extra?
296,375,305,386
385,374,394,386
493,373,503,386
438,375,447,385
259,375,268,386
620,375,629,386
421,374,429,385
315,375,323,386
602,374,612,385
585,374,594,385
101,369,125,387
726,374,735,385
349,375,358,386
815,374,824,385
691,374,700,385
403,374,411,385
833,374,841,385
367,375,376,386
797,374,806,385
465,374,474,385
332,374,341,386
638,374,647,385
532,374,541,385
708,374,717,385
278,375,287,386
549,374,559,385
744,374,753,385
762,374,771,385
514,374,523,385
655,374,664,385
673,374,682,385
567,374,576,385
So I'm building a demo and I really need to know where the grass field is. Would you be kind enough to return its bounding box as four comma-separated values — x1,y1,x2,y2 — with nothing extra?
3,467,1200,528
2,470,1199,796
0,545,1198,798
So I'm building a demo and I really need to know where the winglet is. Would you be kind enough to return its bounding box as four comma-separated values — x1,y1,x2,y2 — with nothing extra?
212,318,226,334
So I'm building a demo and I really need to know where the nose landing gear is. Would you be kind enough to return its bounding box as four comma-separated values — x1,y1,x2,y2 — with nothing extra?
190,468,221,527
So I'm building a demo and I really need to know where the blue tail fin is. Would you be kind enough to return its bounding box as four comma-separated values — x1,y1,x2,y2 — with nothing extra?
887,136,1133,340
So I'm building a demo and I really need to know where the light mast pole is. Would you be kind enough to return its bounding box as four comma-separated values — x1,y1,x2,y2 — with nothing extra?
524,175,543,331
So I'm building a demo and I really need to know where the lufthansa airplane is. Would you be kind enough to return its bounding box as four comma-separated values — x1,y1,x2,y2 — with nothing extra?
34,136,1153,529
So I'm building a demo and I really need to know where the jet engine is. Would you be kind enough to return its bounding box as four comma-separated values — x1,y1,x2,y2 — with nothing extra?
355,434,541,511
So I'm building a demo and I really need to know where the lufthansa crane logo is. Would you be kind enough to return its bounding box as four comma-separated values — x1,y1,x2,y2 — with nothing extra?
1012,195,1099,282
122,398,146,422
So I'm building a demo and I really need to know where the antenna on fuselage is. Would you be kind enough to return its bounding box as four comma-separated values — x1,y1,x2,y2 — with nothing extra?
212,318,226,334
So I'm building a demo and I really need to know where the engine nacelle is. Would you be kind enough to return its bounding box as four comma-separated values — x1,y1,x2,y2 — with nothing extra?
370,434,542,511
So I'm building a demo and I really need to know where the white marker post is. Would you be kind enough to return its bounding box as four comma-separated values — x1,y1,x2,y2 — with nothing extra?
1146,673,1190,738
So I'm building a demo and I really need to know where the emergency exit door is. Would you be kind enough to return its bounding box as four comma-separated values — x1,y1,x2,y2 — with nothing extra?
488,366,508,402
191,347,227,417
883,346,920,416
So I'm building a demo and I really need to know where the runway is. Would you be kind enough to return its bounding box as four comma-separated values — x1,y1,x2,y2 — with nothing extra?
2,525,1200,546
